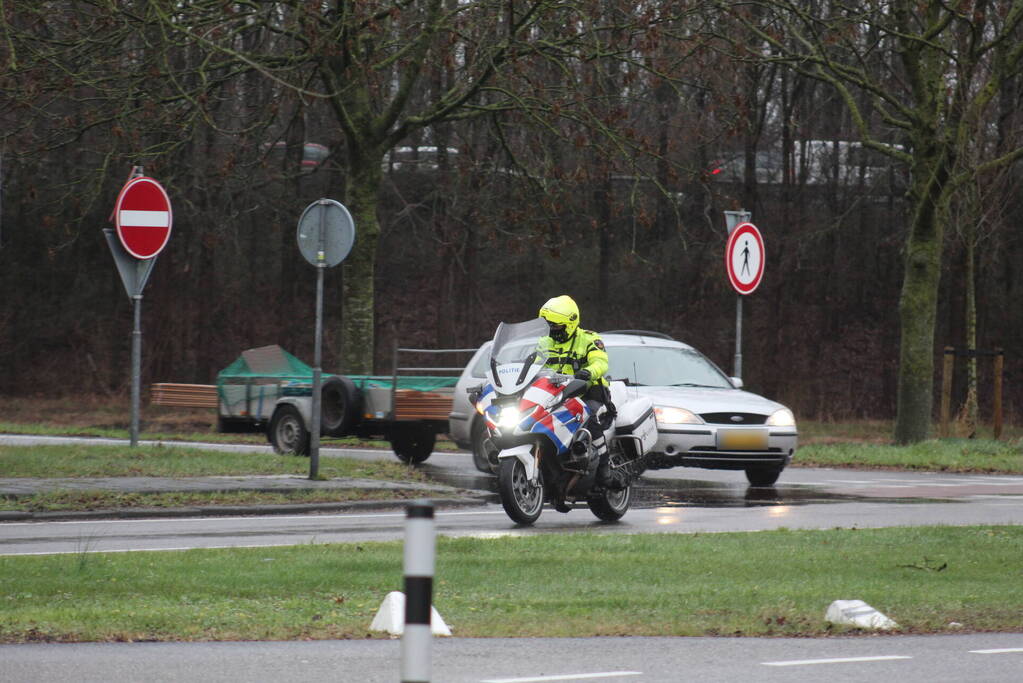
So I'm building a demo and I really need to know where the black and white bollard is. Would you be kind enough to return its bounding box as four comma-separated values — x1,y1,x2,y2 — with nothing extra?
401,500,436,683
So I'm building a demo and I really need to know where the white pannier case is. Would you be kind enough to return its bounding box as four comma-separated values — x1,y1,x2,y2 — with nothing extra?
609,381,657,459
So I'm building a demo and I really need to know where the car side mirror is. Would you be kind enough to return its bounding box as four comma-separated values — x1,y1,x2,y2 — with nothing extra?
730,377,743,389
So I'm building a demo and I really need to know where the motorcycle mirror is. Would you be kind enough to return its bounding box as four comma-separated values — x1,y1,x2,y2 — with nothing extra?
563,378,588,398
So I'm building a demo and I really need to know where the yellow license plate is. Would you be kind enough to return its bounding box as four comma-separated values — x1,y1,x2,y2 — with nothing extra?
718,429,768,450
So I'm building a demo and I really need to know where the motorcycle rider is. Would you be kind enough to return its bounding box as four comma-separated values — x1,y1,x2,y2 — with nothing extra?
537,295,626,491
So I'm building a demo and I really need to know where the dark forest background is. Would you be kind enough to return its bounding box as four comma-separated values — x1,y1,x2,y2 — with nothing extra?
1,2,1020,429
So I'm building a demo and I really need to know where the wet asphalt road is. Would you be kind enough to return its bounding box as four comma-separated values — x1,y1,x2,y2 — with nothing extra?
3,444,1023,556
3,437,1023,682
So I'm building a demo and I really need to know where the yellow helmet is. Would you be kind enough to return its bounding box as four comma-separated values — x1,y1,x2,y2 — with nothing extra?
539,295,580,342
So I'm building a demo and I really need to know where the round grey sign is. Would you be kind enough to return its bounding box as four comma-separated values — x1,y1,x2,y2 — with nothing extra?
296,199,355,267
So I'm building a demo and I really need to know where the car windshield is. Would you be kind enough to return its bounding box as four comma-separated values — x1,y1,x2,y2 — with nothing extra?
489,318,552,366
606,345,734,388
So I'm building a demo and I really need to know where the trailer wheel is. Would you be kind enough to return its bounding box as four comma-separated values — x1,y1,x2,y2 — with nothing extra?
269,405,310,457
390,423,435,464
321,376,362,437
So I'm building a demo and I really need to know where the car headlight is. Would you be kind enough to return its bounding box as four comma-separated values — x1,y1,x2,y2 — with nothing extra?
766,408,796,427
498,406,521,429
654,406,703,425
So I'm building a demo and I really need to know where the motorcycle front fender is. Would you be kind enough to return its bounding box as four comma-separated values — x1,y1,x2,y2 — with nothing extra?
496,443,536,481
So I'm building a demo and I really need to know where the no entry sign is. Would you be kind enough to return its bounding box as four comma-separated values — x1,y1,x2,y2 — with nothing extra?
725,222,764,294
114,177,173,259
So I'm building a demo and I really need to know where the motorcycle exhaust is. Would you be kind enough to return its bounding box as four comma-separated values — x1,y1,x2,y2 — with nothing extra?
570,428,593,456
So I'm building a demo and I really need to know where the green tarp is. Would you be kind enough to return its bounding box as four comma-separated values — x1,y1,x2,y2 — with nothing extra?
348,375,458,391
217,345,458,392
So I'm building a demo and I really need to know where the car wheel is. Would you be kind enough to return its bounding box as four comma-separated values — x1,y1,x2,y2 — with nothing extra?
745,466,782,487
269,405,310,457
470,418,496,474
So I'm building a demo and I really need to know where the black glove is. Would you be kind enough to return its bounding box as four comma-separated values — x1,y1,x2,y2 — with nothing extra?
574,369,591,381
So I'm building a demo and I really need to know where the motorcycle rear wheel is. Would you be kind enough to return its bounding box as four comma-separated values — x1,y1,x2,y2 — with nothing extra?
498,457,544,525
587,484,631,521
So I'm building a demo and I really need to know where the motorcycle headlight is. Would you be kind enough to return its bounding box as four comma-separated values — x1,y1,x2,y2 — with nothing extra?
766,408,796,427
498,406,521,429
654,406,703,425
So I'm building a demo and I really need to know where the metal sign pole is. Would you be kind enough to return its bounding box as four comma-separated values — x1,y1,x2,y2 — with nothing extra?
310,261,324,478
131,293,142,447
734,295,743,379
309,201,329,479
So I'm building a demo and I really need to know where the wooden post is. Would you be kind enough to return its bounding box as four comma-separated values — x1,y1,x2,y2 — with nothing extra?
940,346,954,438
993,349,1004,440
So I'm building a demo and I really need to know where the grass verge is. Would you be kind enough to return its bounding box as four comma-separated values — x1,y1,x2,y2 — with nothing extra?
1,526,1020,642
0,444,441,512
0,444,431,480
796,438,1023,474
0,421,460,452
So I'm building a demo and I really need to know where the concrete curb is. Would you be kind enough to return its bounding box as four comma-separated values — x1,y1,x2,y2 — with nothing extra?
0,495,491,522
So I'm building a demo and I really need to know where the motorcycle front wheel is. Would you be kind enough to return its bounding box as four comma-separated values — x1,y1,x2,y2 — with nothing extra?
497,456,544,525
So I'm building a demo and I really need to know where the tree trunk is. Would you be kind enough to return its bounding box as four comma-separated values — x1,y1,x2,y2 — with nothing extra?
596,173,611,316
961,232,978,437
894,159,949,443
340,151,383,375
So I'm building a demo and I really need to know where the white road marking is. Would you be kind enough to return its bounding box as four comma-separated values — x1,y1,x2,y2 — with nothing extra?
763,655,912,666
969,648,1023,654
480,673,642,683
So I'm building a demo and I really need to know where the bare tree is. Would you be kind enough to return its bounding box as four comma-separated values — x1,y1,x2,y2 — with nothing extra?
720,0,1023,442
140,1,701,372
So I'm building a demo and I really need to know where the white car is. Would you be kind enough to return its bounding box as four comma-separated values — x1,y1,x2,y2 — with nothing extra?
448,330,798,486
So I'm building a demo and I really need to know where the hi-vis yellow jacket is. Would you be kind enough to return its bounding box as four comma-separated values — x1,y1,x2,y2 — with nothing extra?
542,329,609,388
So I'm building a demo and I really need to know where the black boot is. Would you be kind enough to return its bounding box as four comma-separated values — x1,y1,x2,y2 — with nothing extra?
594,435,626,490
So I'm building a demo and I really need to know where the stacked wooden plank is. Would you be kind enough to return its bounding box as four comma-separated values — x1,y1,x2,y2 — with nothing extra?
150,383,219,408
392,390,453,421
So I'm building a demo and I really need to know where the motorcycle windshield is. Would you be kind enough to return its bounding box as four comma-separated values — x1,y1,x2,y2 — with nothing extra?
488,318,552,394
491,318,552,364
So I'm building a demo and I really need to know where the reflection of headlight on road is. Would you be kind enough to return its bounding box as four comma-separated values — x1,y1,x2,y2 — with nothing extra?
654,506,684,525
498,406,520,429
654,406,703,425
766,409,796,427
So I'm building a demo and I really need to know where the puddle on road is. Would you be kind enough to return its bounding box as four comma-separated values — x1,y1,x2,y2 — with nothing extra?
419,465,956,509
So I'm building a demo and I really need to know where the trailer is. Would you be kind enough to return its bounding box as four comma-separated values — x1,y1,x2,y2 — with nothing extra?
215,344,476,463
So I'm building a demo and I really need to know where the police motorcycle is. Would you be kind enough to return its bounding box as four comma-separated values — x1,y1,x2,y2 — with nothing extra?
471,318,657,525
